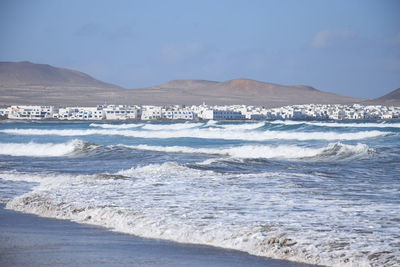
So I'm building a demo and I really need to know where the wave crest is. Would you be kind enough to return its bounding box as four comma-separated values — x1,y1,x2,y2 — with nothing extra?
0,140,98,157
269,120,400,128
123,142,374,161
90,123,144,129
0,128,389,141
142,122,203,130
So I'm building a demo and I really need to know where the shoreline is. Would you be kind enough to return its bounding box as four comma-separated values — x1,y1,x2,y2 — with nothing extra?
0,204,318,267
1,118,400,123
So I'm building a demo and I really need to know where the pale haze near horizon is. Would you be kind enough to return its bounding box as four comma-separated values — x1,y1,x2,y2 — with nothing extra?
0,0,399,98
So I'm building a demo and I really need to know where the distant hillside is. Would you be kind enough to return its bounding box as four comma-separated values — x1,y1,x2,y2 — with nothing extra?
0,61,129,106
130,78,363,106
0,61,365,107
364,88,400,106
0,61,119,88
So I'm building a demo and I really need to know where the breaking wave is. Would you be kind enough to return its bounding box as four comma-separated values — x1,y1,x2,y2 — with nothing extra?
0,139,374,161
217,122,265,130
269,120,400,128
0,140,98,157
91,121,265,131
141,122,203,130
2,163,398,266
125,142,374,161
89,123,144,129
0,128,389,141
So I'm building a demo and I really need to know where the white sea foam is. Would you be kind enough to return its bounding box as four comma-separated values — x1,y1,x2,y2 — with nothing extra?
206,120,218,126
0,128,389,141
124,142,374,160
0,140,93,157
3,164,399,266
268,120,304,125
89,123,144,129
141,122,204,130
218,122,265,130
269,120,400,128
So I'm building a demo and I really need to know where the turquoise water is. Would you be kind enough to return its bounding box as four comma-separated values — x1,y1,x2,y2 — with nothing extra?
0,120,399,266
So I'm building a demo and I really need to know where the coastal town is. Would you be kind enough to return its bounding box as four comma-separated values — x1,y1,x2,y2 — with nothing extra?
1,103,400,121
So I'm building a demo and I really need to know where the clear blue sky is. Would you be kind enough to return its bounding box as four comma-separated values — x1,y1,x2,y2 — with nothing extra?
0,0,399,98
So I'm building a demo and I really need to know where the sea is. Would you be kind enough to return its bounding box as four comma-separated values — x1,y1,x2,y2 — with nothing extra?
0,120,399,266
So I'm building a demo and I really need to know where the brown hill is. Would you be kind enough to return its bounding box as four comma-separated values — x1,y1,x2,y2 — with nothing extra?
364,88,400,106
0,61,364,107
0,61,130,106
131,78,363,106
0,61,118,88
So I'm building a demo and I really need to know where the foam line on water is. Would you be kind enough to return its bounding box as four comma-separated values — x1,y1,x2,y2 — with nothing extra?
123,142,374,161
90,123,144,129
269,120,400,128
141,122,204,130
0,140,95,157
217,122,265,130
0,128,389,141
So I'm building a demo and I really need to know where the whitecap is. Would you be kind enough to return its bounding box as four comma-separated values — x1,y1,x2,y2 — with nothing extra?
90,123,144,129
0,128,389,141
122,142,374,161
0,139,96,157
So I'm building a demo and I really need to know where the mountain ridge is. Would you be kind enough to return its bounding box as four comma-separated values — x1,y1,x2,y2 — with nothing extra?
0,61,120,89
133,77,363,106
1,61,391,107
364,88,400,106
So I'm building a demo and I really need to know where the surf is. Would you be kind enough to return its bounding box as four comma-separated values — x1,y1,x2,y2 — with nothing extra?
123,142,374,161
0,139,97,157
0,128,389,141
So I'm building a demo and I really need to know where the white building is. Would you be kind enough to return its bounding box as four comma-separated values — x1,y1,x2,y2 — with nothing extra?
2,103,400,122
0,108,9,118
209,109,245,120
58,107,78,119
141,106,162,120
103,105,139,120
8,106,55,120
198,109,214,120
163,109,194,120
58,106,105,120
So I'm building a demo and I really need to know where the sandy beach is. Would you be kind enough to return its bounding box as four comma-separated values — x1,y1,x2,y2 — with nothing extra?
0,205,316,267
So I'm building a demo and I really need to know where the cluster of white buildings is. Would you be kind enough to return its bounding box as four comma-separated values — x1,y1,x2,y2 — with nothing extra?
256,104,400,120
1,103,399,121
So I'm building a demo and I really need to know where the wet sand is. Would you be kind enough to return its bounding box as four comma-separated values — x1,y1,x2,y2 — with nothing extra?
0,205,320,267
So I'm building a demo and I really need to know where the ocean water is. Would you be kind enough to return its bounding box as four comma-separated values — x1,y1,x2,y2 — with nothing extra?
0,120,399,266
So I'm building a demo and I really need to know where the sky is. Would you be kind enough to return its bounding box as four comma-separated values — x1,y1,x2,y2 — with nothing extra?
0,0,399,98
